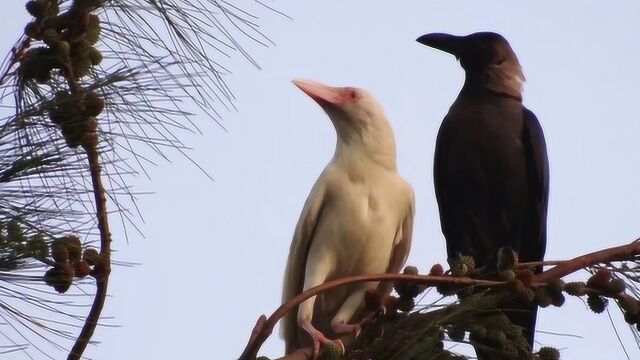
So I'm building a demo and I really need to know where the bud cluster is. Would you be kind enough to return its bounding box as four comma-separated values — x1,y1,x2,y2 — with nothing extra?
44,235,102,293
19,0,106,148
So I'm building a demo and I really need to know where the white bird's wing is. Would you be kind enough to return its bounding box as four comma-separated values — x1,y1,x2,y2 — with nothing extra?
380,185,415,295
280,174,327,348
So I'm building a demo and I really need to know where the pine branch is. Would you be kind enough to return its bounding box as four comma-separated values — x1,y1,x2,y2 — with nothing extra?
0,0,286,357
68,119,111,360
242,238,640,360
239,274,505,360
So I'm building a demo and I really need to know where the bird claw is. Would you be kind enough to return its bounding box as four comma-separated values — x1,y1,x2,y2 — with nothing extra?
302,319,343,359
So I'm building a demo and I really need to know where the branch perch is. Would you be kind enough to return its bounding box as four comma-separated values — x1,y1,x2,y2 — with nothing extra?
238,273,503,360
535,238,640,283
242,238,640,360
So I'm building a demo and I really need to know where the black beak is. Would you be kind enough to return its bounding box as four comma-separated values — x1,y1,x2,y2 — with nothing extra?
416,33,465,58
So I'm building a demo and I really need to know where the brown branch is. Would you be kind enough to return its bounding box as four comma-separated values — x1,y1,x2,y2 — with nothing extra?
238,273,503,360
517,260,567,268
51,7,111,358
68,123,111,360
535,239,640,283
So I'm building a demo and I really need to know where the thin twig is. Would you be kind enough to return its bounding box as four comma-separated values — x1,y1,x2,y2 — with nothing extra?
535,239,640,283
67,123,111,360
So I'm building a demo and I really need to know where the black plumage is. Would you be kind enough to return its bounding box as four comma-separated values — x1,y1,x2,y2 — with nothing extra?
418,32,549,353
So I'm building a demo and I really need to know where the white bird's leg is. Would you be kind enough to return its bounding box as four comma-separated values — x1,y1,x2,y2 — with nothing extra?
298,261,343,358
330,286,371,337
298,299,332,358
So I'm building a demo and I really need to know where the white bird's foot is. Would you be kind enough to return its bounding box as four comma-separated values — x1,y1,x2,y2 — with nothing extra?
301,319,344,359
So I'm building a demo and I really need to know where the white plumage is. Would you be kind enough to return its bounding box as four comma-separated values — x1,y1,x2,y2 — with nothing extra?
281,79,415,357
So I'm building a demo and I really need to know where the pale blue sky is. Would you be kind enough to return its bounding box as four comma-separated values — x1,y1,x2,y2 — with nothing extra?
2,1,640,359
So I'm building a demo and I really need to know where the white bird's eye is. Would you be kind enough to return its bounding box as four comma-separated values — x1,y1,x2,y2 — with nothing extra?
344,88,359,101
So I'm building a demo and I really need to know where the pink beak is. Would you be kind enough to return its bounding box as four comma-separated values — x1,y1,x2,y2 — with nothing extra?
292,79,343,106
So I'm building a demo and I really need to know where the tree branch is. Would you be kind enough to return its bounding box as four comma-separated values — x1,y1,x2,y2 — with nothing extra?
535,238,640,283
238,274,503,360
242,238,640,360
68,122,111,360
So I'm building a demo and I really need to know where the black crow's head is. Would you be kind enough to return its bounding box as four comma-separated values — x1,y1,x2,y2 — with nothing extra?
417,32,525,98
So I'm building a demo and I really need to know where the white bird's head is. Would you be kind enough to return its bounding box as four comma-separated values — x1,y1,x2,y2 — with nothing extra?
292,79,397,169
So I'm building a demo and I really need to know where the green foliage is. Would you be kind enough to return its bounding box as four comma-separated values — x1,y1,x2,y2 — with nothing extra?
318,341,344,360
347,293,532,360
0,219,36,270
0,218,84,272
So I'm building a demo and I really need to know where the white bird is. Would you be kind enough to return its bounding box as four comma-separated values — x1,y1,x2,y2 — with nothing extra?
281,79,415,357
